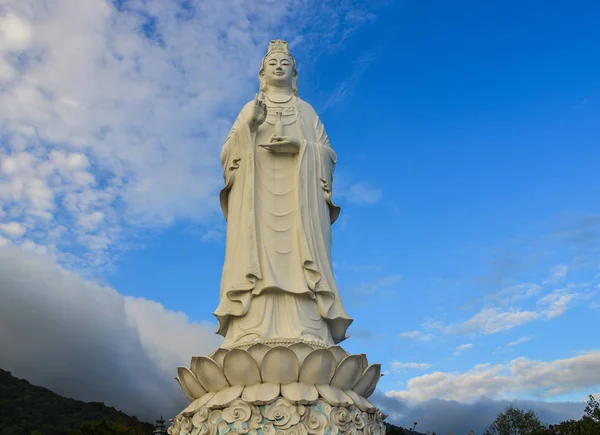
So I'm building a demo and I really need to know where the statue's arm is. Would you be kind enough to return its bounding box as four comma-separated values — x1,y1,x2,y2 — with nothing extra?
314,116,337,166
221,126,239,188
221,104,253,180
312,113,341,223
219,104,252,220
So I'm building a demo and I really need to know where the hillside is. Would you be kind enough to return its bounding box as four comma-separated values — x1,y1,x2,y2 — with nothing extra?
0,368,155,435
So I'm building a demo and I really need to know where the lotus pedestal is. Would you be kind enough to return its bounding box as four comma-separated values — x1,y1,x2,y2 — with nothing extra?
168,341,386,435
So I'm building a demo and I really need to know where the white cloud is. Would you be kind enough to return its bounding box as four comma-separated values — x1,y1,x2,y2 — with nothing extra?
344,183,383,205
0,0,379,270
319,50,379,111
0,246,222,421
454,343,473,355
200,229,224,243
0,221,26,237
0,12,33,52
489,283,542,306
387,350,600,403
419,271,591,339
543,264,570,285
436,268,590,336
508,335,534,346
537,288,578,319
392,362,433,371
399,330,434,342
445,307,540,335
124,297,222,376
353,274,402,294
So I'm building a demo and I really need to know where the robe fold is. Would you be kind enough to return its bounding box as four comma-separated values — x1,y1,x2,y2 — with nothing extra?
214,96,352,346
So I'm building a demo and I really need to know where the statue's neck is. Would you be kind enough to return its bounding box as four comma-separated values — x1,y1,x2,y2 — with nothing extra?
265,86,293,104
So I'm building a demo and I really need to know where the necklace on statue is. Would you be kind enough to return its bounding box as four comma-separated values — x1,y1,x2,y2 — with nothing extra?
266,93,293,104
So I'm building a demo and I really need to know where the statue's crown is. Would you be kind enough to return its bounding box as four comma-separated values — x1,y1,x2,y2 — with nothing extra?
267,39,290,55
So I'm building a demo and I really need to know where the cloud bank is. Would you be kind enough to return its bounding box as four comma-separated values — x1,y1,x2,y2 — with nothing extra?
372,393,586,435
0,246,222,421
388,351,600,403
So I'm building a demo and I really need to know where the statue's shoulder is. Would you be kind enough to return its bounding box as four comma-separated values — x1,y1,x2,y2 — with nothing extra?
240,100,255,114
296,97,319,119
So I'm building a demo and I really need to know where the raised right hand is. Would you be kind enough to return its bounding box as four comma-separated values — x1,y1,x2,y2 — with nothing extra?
248,92,267,130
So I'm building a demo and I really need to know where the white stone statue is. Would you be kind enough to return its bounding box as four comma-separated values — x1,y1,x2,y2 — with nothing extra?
214,40,352,348
170,41,385,435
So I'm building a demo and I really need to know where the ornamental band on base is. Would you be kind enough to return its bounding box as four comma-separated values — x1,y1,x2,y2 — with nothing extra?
169,398,385,435
169,40,385,435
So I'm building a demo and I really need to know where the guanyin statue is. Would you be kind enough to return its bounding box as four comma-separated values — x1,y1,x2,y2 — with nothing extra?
214,40,352,347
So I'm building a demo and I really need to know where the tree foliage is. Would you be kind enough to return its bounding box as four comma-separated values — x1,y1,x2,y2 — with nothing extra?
485,396,600,435
68,419,138,435
583,394,600,422
385,422,407,435
541,395,600,435
483,405,546,435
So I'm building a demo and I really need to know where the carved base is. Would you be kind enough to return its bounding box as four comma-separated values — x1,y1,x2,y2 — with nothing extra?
168,397,386,435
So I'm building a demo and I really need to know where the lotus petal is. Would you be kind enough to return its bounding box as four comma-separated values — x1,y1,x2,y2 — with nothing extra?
298,349,336,385
177,367,206,400
327,345,348,364
182,392,217,417
288,342,313,365
175,375,196,402
358,354,368,373
316,384,352,407
353,364,381,398
281,382,318,404
242,382,280,405
331,355,363,390
223,349,261,386
211,348,230,368
193,357,229,392
206,385,245,409
190,356,202,378
261,346,299,384
345,390,376,413
247,343,271,366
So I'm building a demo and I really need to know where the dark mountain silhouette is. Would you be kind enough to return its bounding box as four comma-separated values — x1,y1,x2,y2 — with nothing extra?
0,368,155,434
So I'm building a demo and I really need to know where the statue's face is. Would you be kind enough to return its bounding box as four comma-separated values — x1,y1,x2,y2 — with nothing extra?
262,52,294,88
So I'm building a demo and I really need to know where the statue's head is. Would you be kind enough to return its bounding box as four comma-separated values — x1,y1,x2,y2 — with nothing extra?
259,39,298,95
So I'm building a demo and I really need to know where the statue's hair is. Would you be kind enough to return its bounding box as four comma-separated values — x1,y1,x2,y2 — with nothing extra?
259,51,298,96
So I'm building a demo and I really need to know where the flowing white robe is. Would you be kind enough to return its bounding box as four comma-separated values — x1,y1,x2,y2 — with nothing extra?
214,96,352,347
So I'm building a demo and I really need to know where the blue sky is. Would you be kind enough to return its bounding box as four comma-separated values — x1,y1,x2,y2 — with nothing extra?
1,0,599,433
111,0,600,395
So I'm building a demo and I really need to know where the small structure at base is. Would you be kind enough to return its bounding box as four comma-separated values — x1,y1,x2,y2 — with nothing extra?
153,415,167,435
